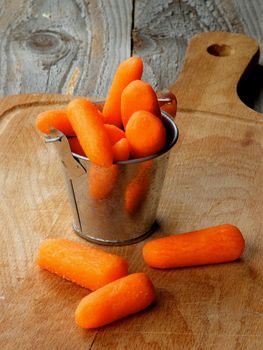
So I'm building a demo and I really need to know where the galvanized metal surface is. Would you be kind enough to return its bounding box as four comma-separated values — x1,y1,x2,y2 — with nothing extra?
46,110,178,245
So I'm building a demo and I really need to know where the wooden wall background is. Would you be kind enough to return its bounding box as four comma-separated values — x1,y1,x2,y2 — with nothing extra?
0,0,262,110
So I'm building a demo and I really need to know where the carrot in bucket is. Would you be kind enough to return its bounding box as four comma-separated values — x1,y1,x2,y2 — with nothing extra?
112,138,130,161
125,111,166,158
67,98,113,167
88,164,119,200
157,89,177,117
121,80,161,128
68,137,85,156
103,56,143,127
124,161,153,214
104,124,125,145
36,109,75,136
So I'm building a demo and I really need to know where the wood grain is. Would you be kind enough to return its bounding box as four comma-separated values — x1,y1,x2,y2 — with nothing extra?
0,0,132,98
133,0,263,112
1,32,263,349
1,0,263,113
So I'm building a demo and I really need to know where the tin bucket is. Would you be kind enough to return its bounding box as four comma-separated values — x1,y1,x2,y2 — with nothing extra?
45,103,179,245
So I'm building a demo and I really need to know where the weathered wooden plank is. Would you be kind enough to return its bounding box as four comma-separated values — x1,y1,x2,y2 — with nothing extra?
133,0,263,112
0,0,132,98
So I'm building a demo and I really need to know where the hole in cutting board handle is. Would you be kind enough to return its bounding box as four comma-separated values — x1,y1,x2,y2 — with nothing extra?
207,44,233,57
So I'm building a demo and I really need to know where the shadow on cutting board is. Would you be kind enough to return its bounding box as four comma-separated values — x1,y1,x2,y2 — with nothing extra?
238,61,263,114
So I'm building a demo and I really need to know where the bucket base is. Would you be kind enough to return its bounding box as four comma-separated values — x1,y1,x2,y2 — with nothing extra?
72,222,158,246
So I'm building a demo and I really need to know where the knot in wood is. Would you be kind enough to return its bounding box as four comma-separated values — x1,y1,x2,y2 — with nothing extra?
27,31,63,55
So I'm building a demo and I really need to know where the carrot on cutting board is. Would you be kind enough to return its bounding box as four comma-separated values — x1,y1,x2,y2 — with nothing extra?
143,224,245,269
67,98,113,167
37,239,128,290
88,164,119,200
103,56,143,128
121,80,161,128
104,124,125,145
75,272,155,329
68,137,85,156
126,111,166,158
112,138,130,161
35,110,75,136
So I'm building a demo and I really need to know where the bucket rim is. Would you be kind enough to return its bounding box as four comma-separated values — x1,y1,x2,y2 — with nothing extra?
72,109,179,165
45,101,179,165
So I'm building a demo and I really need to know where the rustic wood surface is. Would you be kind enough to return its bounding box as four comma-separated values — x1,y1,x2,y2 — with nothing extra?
1,31,263,350
1,1,263,349
0,0,132,98
0,0,262,110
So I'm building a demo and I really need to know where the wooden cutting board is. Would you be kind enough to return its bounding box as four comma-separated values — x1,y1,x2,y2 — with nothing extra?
1,32,263,350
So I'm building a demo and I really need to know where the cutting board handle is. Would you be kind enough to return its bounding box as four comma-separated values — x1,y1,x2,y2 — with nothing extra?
171,32,260,115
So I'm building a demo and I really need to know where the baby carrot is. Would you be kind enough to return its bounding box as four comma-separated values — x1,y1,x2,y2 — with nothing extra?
143,224,245,269
75,273,155,329
35,110,75,136
124,161,152,214
157,89,177,117
37,239,128,290
67,98,113,167
121,80,161,128
112,138,130,161
104,124,125,145
126,111,166,158
68,137,85,156
88,164,119,200
103,56,143,127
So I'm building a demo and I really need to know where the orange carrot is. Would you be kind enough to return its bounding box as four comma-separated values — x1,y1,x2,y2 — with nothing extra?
75,273,155,329
35,110,75,136
126,111,166,158
121,80,161,128
112,138,130,161
124,161,152,214
68,137,85,156
67,98,113,167
104,124,125,145
157,89,177,117
143,224,245,269
88,164,119,200
37,239,128,290
103,56,143,127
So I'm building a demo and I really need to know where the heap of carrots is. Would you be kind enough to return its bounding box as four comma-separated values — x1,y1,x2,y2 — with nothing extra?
36,56,177,165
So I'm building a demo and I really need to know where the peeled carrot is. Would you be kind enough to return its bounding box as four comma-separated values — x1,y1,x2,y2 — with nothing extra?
35,110,75,136
121,80,161,128
157,89,177,117
68,137,85,156
37,239,128,290
126,111,166,158
124,161,152,214
88,164,119,200
103,56,143,127
67,98,113,167
75,272,155,329
143,224,245,269
104,124,125,145
112,138,130,161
